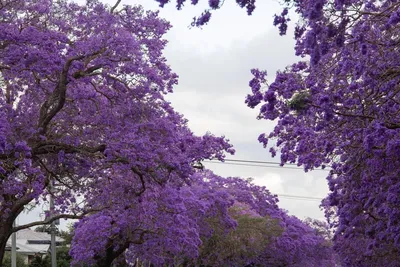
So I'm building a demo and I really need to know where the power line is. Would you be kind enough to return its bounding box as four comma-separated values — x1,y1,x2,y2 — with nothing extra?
206,161,303,170
205,158,328,202
205,159,328,201
206,161,329,171
279,197,321,202
210,158,330,171
222,159,297,166
277,194,324,201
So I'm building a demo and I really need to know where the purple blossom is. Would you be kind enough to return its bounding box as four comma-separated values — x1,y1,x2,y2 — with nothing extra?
209,0,220,9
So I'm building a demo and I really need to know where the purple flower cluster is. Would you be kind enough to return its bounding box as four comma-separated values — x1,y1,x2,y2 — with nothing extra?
0,0,235,262
242,0,400,265
160,0,258,26
70,170,335,266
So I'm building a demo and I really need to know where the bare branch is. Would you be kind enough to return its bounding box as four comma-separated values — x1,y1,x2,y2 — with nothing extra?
12,213,84,232
111,0,121,13
12,205,108,233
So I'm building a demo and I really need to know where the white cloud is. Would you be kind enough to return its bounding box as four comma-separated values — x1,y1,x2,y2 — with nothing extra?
253,172,285,194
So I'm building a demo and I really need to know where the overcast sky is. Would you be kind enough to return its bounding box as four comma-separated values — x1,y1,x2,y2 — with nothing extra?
19,0,330,229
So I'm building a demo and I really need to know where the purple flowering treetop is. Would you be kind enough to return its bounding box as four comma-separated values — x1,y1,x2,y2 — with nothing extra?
193,173,335,267
153,0,400,265
70,170,335,266
0,0,234,262
71,171,238,267
244,0,400,264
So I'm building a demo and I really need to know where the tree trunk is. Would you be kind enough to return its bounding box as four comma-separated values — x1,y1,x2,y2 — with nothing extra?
0,219,14,266
96,257,114,267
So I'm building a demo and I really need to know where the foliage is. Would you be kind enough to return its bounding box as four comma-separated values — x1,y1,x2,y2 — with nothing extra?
34,225,51,234
0,0,233,262
71,170,335,266
52,246,72,267
244,0,400,264
70,171,238,267
154,0,257,27
303,217,333,241
196,203,283,267
34,225,62,236
154,0,400,265
1,252,28,267
28,246,71,267
2,0,375,265
58,223,74,245
249,0,400,265
29,255,50,267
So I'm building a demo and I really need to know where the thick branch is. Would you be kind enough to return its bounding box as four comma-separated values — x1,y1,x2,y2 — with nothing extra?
32,142,106,156
38,55,85,134
385,123,400,129
12,213,84,232
110,230,150,264
38,50,105,134
72,64,102,79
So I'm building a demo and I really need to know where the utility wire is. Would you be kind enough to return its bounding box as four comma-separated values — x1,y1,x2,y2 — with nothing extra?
206,160,329,172
205,159,328,201
209,158,331,171
279,197,321,202
222,159,298,166
206,161,303,170
277,194,324,201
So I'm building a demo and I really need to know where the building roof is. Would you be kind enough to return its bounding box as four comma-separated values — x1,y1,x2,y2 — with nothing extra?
13,241,49,254
7,228,64,255
15,228,63,242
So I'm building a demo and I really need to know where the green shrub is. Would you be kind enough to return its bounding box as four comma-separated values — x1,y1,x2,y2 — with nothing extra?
2,252,28,267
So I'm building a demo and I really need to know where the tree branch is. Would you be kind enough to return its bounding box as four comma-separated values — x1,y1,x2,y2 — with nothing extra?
72,64,102,79
32,142,106,156
38,55,85,134
38,50,105,135
111,0,121,13
12,213,84,232
131,166,146,196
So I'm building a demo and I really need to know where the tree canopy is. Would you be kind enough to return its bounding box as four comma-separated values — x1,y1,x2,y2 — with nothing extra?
154,0,400,265
0,0,334,266
70,170,335,266
6,0,399,265
0,0,233,263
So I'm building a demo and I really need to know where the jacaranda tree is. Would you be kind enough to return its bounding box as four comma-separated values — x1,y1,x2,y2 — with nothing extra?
0,0,234,263
191,175,336,267
153,0,400,265
70,170,335,266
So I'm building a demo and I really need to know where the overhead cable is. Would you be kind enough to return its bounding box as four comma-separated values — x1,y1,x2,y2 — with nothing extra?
206,160,329,171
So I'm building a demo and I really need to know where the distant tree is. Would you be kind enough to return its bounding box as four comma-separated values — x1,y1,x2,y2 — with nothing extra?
73,170,334,266
40,246,71,267
58,223,74,245
34,225,61,236
1,252,28,267
303,217,333,241
196,203,283,267
34,225,51,234
28,254,49,267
